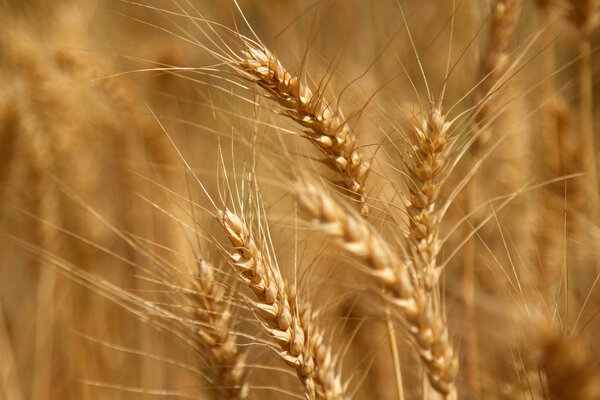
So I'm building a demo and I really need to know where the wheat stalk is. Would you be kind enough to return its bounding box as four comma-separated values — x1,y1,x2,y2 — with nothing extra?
296,182,458,397
218,208,345,400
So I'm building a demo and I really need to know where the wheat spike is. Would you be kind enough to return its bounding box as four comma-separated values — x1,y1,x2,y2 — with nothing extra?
296,183,458,397
218,208,345,400
405,105,453,291
238,45,370,212
187,259,248,399
474,0,518,146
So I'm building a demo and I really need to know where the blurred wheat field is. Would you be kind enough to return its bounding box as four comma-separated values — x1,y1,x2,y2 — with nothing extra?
1,0,600,399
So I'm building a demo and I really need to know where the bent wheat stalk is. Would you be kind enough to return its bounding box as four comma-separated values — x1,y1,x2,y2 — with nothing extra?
218,208,345,400
296,183,458,397
238,45,370,212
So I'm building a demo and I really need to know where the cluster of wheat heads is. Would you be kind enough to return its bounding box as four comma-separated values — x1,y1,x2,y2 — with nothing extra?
2,0,600,399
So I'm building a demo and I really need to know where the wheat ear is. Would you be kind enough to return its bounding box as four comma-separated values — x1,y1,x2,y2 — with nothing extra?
565,0,600,36
474,0,517,147
187,259,248,399
296,183,458,397
238,45,370,212
218,208,345,400
565,0,600,224
405,105,452,291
